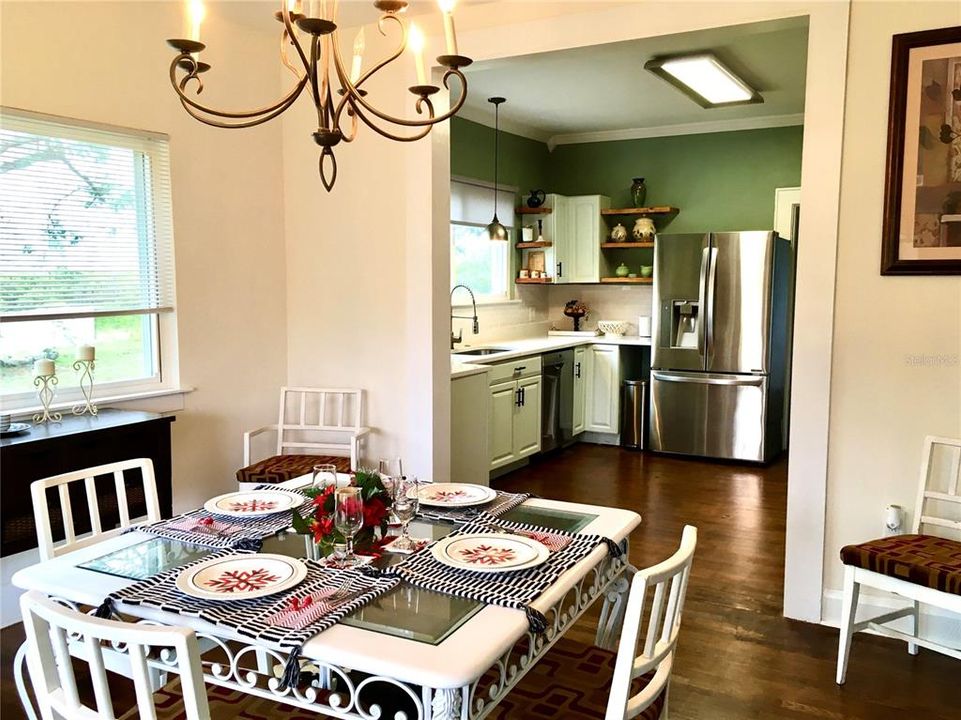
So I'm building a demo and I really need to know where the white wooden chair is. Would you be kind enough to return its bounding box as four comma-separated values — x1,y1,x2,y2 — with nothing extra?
31,458,161,560
239,387,370,486
15,458,162,720
606,525,697,720
836,435,961,685
19,590,210,720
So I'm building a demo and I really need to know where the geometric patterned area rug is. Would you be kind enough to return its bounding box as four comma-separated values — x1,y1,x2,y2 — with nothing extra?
120,637,662,720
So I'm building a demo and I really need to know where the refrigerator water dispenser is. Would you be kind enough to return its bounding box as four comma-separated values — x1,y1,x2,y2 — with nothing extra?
672,301,699,349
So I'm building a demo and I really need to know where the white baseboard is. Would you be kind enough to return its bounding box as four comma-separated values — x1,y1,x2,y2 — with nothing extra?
1,549,40,628
821,588,961,650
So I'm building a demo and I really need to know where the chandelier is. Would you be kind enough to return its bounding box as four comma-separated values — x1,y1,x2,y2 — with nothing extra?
167,0,472,190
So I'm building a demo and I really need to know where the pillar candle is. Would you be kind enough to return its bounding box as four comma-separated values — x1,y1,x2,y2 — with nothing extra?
77,345,95,361
34,359,55,377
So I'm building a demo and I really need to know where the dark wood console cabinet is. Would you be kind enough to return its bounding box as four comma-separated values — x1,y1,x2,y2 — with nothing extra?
0,409,174,556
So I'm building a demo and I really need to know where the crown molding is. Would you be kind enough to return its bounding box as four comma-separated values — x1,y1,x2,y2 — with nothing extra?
546,113,805,151
455,105,553,144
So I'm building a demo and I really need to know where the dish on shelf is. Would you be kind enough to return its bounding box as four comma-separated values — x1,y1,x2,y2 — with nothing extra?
597,320,629,337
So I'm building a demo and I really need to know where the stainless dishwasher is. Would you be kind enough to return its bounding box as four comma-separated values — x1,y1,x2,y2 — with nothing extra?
541,349,574,453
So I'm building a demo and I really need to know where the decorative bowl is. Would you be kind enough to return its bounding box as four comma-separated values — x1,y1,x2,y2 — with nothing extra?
597,320,629,337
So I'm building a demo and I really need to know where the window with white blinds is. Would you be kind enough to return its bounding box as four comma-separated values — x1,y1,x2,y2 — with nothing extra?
0,108,175,322
450,179,514,303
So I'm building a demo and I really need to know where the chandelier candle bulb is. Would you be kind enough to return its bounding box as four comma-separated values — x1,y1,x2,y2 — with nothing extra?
77,345,95,362
409,24,427,86
350,28,365,83
186,0,205,43
438,0,458,56
33,359,55,377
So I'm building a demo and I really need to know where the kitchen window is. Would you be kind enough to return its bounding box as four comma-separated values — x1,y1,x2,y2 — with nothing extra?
450,178,515,304
0,108,177,409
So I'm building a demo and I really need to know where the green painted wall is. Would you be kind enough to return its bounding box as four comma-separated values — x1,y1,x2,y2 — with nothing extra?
450,117,551,207
547,126,804,233
450,121,803,234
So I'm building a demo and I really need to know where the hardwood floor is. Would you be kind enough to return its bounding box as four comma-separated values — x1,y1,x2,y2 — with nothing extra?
1,445,957,718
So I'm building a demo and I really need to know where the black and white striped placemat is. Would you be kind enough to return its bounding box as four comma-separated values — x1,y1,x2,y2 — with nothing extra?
390,514,623,632
130,488,310,550
416,490,530,524
97,550,399,689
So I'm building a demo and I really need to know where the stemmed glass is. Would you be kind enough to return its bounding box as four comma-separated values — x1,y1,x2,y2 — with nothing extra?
334,486,364,568
391,476,419,551
311,463,338,492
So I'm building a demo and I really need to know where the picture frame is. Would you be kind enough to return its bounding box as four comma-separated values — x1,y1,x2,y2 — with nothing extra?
880,26,961,275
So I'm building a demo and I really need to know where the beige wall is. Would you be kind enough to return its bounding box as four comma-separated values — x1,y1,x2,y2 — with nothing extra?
0,1,289,511
824,0,961,603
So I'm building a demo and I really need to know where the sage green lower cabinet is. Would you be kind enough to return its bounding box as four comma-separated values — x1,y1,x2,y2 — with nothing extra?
572,345,590,435
451,372,491,486
488,356,543,471
586,344,620,434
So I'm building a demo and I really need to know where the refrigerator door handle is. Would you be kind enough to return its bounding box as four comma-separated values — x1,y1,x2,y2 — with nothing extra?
652,371,765,386
706,247,718,352
696,247,710,355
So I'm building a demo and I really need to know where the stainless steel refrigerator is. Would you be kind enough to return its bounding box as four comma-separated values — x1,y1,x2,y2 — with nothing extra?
650,231,792,463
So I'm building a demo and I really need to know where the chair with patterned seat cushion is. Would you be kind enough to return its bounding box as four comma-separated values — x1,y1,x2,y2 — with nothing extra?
487,525,697,720
238,387,369,488
836,436,961,685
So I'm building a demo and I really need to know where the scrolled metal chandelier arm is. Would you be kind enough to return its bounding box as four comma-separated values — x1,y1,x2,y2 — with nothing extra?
166,0,473,190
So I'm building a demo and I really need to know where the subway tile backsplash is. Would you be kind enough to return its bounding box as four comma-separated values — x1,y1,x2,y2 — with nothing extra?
452,285,653,345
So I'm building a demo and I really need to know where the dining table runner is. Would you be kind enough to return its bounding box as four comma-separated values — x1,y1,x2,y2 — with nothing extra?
96,549,399,690
128,488,310,551
415,490,531,524
388,513,623,633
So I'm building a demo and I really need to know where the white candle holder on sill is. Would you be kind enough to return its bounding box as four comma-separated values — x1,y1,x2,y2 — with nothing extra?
71,359,98,417
33,373,62,424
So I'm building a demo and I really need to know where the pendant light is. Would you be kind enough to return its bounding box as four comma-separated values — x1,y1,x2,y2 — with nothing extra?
486,97,508,241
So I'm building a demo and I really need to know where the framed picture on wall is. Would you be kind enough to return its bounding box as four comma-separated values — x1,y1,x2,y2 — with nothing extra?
881,26,961,275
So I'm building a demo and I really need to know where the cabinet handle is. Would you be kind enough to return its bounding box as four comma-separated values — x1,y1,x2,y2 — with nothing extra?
519,387,526,406
515,388,523,407
575,362,581,378
513,366,526,374
557,261,563,278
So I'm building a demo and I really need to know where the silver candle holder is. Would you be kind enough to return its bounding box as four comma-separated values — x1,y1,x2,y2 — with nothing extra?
72,359,98,416
33,374,62,424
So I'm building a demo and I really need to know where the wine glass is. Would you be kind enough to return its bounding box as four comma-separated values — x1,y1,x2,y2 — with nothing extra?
335,487,364,568
391,476,419,551
311,463,338,492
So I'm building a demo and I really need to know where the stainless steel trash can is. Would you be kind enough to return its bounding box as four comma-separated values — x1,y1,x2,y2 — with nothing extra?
621,380,646,449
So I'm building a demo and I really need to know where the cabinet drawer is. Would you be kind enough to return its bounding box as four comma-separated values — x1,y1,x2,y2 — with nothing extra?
488,356,542,385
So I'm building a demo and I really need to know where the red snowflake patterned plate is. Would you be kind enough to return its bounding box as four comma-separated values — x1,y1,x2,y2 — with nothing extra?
431,533,550,574
413,483,497,508
203,490,306,518
175,554,307,601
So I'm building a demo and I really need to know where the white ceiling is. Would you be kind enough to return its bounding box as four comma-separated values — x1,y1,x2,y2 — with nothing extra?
457,17,809,145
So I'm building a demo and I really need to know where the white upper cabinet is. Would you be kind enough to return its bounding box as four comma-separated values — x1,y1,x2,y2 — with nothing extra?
544,194,609,284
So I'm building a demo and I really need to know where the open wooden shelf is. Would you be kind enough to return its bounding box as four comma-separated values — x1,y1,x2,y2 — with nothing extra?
515,241,552,249
515,277,553,284
600,242,654,249
600,277,654,284
516,207,553,215
601,206,678,216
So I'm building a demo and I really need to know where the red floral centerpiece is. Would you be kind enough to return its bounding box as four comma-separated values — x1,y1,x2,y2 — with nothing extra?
290,469,392,556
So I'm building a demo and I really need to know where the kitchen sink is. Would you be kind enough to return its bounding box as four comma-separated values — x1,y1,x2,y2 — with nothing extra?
453,347,511,356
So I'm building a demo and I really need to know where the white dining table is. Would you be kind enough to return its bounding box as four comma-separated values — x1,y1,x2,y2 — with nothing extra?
13,480,640,720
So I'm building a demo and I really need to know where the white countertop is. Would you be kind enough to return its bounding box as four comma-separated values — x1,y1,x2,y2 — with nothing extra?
450,334,651,378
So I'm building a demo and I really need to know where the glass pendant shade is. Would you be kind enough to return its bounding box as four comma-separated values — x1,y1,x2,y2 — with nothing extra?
486,215,508,241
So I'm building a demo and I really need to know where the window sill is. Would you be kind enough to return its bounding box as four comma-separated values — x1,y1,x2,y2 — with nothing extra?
4,386,195,421
452,299,523,309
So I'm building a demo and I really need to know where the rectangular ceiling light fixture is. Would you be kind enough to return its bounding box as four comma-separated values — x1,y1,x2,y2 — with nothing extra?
645,53,762,108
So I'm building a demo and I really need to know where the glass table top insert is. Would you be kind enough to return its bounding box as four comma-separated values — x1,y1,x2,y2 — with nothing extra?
77,502,599,644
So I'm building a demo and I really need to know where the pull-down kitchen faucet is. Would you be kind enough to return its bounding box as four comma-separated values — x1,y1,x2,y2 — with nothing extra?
450,284,479,350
